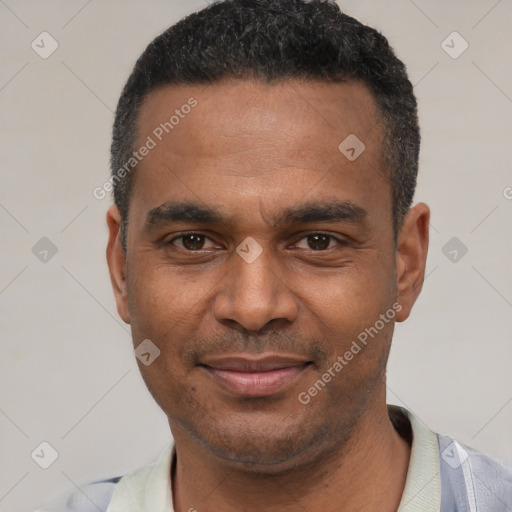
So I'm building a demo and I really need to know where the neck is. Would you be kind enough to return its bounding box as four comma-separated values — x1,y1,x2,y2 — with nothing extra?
170,397,411,512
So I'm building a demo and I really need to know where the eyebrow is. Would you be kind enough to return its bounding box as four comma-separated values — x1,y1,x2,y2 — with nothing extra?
273,200,367,227
145,199,368,231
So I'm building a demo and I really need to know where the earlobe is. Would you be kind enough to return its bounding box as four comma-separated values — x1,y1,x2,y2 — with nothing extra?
395,203,430,322
106,205,131,324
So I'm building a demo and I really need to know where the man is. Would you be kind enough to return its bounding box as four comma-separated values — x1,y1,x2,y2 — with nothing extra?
38,0,512,510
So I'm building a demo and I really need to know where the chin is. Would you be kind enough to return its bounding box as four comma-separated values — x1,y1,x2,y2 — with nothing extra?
179,412,351,476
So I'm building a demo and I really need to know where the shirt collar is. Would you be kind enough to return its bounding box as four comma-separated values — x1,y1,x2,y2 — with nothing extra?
393,405,441,511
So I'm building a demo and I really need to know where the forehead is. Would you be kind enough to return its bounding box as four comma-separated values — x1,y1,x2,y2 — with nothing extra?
130,79,391,232
137,78,383,155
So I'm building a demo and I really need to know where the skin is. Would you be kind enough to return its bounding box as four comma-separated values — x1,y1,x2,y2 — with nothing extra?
106,79,430,512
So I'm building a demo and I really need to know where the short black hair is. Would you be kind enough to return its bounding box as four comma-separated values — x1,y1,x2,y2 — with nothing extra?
111,0,419,250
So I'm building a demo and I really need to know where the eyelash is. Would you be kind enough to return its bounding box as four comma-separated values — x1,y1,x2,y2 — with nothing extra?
167,232,347,252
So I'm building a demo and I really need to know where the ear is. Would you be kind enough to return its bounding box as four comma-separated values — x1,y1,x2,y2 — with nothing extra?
106,205,130,324
395,202,430,322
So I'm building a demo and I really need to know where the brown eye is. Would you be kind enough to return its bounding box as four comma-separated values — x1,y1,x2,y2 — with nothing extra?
183,234,205,250
172,234,208,250
293,233,344,251
307,234,331,250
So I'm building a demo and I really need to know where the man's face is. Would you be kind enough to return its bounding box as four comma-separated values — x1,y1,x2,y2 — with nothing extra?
107,79,422,472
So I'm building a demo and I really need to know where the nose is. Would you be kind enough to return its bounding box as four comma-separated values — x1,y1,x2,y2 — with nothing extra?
212,244,298,332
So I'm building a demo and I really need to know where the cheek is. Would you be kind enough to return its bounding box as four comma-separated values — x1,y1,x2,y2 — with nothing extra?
127,266,204,409
307,262,394,324
127,262,196,343
130,249,190,297
301,261,397,367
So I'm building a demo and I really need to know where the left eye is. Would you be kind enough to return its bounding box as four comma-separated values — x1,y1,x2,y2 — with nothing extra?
294,233,341,251
170,234,216,251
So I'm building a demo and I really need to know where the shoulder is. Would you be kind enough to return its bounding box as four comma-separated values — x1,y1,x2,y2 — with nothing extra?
34,443,175,512
437,433,512,510
33,476,122,512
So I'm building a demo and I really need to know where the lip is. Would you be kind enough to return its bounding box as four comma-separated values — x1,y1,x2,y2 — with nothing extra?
200,355,312,397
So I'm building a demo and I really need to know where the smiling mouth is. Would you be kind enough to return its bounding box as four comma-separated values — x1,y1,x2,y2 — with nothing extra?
199,356,313,397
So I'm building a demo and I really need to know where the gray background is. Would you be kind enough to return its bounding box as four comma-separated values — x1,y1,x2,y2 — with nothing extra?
1,0,511,511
